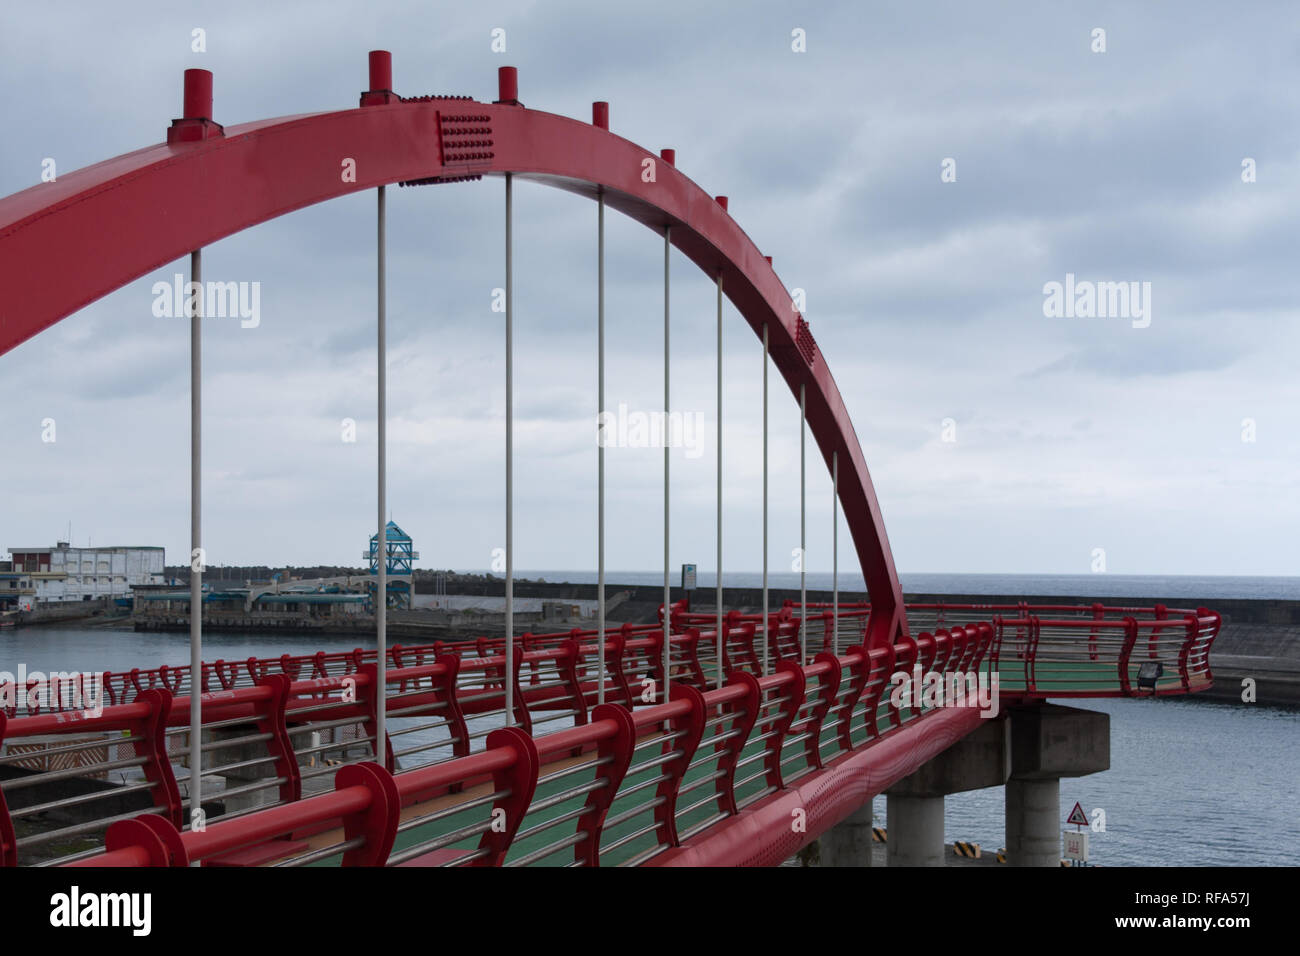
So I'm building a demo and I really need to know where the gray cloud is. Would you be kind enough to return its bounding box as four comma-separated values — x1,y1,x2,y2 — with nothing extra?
1,0,1297,577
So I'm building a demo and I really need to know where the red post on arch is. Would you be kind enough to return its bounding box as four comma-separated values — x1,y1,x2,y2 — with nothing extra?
497,66,520,105
167,69,223,144
592,101,609,129
369,50,392,91
361,50,398,106
660,148,676,166
182,69,212,120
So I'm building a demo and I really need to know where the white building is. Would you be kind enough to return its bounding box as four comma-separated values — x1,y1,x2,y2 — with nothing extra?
6,542,165,604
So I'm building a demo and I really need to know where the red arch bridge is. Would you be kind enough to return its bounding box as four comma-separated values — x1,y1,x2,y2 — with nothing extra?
0,53,1220,868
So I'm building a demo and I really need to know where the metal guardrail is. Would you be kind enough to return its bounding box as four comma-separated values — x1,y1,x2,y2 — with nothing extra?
61,621,997,868
0,602,1220,866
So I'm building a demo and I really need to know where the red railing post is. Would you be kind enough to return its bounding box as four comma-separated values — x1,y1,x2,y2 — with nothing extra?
523,632,541,686
436,653,471,762
947,626,967,674
1195,607,1220,687
390,645,408,693
800,652,842,769
1117,616,1138,696
355,663,394,771
101,817,173,867
278,653,302,681
682,627,706,688
865,643,897,738
714,671,761,815
645,628,665,691
763,662,805,791
474,727,539,866
931,628,952,675
100,672,118,708
889,635,917,727
509,645,532,733
653,684,705,849
255,674,301,804
575,704,637,866
212,659,236,690
0,714,14,866
1088,602,1104,661
972,622,995,671
249,656,271,684
1177,613,1199,693
990,615,1004,676
134,688,184,828
335,762,401,866
1024,616,1040,694
559,638,589,730
604,631,633,707
1150,604,1168,660
133,814,190,866
835,646,871,751
917,630,938,675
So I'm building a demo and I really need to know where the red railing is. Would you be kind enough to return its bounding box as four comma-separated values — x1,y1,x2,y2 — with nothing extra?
60,622,995,868
0,602,1219,867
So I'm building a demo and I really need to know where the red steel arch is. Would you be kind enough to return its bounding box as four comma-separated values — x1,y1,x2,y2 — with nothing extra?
0,59,908,647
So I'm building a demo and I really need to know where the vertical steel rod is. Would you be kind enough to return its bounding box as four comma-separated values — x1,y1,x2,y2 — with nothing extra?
833,450,839,657
376,185,387,759
663,224,671,701
188,248,202,848
715,273,723,688
597,191,606,704
505,173,514,724
800,382,806,664
762,322,769,677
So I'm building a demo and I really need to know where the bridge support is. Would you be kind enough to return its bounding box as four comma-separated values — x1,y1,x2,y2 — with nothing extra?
819,802,874,867
885,794,944,866
883,717,1010,866
1004,703,1109,867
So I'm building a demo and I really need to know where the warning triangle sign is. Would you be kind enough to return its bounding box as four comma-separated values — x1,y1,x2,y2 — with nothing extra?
1066,802,1088,826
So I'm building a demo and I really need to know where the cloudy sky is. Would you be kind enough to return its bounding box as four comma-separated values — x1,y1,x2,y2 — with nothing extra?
1,1,1297,582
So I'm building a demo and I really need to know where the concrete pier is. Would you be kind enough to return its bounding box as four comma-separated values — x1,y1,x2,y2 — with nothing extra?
884,718,1010,866
1005,778,1061,867
811,704,1110,867
885,795,945,866
820,802,874,867
1004,703,1109,866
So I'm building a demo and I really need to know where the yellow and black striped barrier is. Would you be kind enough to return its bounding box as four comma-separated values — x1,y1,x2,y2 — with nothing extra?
871,827,887,843
952,841,981,859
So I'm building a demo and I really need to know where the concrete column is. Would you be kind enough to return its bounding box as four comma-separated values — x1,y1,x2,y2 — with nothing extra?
1005,777,1060,867
206,724,280,813
882,717,1009,866
1004,704,1109,867
886,794,945,866
821,801,874,867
